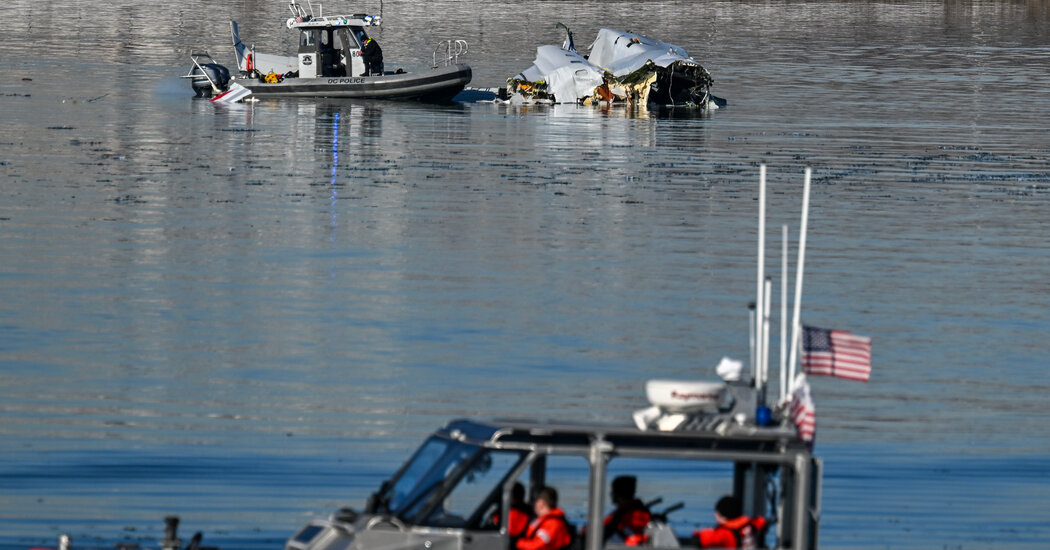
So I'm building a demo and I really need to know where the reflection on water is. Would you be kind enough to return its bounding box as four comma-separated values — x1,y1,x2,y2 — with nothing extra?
2,1,1050,549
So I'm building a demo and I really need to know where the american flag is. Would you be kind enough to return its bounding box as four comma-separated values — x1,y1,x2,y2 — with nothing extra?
790,375,816,443
801,325,872,382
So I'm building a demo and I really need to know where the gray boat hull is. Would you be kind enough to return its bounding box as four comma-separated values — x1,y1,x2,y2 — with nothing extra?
240,64,471,103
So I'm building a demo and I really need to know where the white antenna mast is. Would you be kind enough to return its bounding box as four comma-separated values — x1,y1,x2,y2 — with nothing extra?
755,165,767,398
762,276,772,401
788,168,812,390
780,224,789,402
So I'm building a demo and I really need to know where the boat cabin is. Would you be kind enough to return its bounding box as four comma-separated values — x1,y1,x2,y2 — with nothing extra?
287,413,821,550
292,17,377,78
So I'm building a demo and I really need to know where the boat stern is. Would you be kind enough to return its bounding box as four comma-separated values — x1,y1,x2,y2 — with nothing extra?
182,53,231,97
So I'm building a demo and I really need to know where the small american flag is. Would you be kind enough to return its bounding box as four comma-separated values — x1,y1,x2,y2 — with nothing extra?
790,375,816,443
802,325,872,382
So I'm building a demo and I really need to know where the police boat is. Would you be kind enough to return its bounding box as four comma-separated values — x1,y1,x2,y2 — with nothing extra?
184,1,471,103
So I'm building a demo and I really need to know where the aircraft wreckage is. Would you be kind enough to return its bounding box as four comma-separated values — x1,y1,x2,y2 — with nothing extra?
506,25,725,109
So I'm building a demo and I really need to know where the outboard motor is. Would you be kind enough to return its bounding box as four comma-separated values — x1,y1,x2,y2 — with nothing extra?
186,54,231,97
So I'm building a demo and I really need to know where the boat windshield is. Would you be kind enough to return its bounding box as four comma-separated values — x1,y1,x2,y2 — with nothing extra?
384,436,525,526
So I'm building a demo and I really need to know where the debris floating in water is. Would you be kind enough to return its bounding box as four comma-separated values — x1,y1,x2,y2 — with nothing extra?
209,81,252,104
506,26,723,109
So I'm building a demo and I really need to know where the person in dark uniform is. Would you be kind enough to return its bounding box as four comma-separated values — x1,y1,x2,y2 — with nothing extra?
361,36,383,76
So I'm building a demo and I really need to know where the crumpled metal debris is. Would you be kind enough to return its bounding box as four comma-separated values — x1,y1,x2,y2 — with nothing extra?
507,25,720,109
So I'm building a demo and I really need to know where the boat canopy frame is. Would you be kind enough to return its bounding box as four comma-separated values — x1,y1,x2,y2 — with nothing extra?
415,418,820,550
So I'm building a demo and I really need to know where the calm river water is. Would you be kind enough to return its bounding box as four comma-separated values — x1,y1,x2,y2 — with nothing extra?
2,1,1049,548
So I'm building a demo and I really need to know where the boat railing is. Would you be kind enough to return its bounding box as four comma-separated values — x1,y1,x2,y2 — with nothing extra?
433,40,468,68
286,1,381,28
289,1,313,20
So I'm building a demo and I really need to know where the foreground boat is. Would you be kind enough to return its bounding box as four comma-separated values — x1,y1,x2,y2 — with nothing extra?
287,170,826,550
507,26,724,110
185,1,471,103
288,411,820,550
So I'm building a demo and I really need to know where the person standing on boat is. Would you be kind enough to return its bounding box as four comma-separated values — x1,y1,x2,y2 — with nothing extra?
692,495,767,549
361,35,383,76
516,486,573,550
602,476,651,546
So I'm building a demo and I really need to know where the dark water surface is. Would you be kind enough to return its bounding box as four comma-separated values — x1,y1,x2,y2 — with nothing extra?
2,1,1050,548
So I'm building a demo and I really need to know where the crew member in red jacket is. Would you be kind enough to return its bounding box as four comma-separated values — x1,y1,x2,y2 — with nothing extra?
602,476,651,546
692,495,767,549
490,482,533,540
516,486,573,550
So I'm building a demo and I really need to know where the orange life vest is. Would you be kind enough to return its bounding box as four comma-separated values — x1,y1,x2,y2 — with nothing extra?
603,498,651,545
516,508,573,550
694,515,767,549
